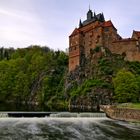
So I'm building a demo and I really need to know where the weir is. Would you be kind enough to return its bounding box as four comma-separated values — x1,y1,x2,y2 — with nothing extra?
0,112,57,117
0,112,106,118
0,113,8,118
50,112,106,117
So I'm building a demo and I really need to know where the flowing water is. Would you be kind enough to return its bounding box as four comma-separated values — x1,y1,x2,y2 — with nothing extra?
0,114,140,140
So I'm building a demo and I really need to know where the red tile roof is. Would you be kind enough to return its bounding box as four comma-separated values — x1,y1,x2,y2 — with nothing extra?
70,20,116,37
102,20,117,30
70,28,80,37
103,20,113,27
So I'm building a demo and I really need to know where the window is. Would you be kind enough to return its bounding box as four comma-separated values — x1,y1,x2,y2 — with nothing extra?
89,31,93,37
71,60,74,64
74,46,76,50
89,41,92,45
95,35,100,43
69,47,72,52
94,28,98,32
104,35,109,39
104,28,109,32
136,41,139,46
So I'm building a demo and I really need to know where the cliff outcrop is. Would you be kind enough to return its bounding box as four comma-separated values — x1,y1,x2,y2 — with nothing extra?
65,46,126,111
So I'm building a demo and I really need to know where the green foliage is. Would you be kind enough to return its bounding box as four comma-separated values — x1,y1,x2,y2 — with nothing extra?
127,61,140,74
117,103,140,109
70,79,112,98
1,44,140,111
98,54,125,76
93,46,101,52
0,46,68,110
0,47,15,60
68,48,140,105
98,58,113,75
90,46,101,54
113,69,139,103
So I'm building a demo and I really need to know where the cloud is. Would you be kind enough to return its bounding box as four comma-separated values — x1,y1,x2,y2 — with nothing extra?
0,1,47,48
0,0,140,50
0,6,44,23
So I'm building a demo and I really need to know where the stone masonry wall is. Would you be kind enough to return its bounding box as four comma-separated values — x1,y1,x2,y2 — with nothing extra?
101,105,140,122
110,40,140,62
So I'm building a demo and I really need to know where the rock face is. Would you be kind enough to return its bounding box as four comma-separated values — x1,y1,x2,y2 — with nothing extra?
69,90,113,112
65,46,119,112
101,105,140,122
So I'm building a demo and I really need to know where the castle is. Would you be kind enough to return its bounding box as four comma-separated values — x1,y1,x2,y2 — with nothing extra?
69,9,140,71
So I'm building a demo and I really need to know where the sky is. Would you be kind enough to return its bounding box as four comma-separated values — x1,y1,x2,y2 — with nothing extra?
0,0,140,51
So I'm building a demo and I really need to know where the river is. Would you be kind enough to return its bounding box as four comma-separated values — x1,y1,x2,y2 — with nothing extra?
0,116,140,140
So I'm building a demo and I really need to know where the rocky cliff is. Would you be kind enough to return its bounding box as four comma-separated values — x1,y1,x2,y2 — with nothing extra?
65,46,126,111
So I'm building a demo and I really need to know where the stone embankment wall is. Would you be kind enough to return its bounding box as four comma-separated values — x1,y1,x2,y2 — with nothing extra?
100,105,140,122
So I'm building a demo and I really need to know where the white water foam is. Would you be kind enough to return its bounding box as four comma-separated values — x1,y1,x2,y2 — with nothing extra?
0,117,140,140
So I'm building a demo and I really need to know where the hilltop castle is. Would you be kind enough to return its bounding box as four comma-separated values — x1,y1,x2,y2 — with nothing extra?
69,9,140,71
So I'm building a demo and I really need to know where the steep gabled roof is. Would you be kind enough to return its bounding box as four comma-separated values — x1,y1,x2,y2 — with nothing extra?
102,20,117,30
69,28,80,37
82,11,105,27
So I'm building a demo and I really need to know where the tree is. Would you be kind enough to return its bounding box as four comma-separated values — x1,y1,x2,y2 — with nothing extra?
113,69,139,103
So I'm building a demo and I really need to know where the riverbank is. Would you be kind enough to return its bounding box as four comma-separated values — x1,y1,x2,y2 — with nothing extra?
100,105,140,122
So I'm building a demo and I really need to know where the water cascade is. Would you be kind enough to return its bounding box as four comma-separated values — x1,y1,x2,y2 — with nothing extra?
50,112,106,118
0,117,140,139
0,113,8,118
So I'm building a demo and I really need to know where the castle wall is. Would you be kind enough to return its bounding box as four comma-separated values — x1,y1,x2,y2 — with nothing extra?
69,33,81,71
103,27,118,48
69,45,80,71
69,54,80,71
79,22,104,57
111,40,137,54
101,105,140,122
69,10,140,72
111,40,140,61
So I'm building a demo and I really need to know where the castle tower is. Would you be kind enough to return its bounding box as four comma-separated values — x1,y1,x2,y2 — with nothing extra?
69,9,120,72
87,9,93,20
69,28,83,71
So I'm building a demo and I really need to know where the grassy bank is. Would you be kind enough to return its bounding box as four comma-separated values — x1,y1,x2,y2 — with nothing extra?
117,103,140,109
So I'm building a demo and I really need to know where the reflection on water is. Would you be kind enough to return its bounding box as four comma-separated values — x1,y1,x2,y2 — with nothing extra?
0,117,140,140
0,102,42,111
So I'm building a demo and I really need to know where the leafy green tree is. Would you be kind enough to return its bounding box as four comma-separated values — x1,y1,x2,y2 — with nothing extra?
13,71,30,103
113,69,139,103
0,46,68,111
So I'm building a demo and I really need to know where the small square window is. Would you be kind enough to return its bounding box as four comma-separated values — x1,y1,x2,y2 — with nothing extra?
104,28,109,32
69,47,72,52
